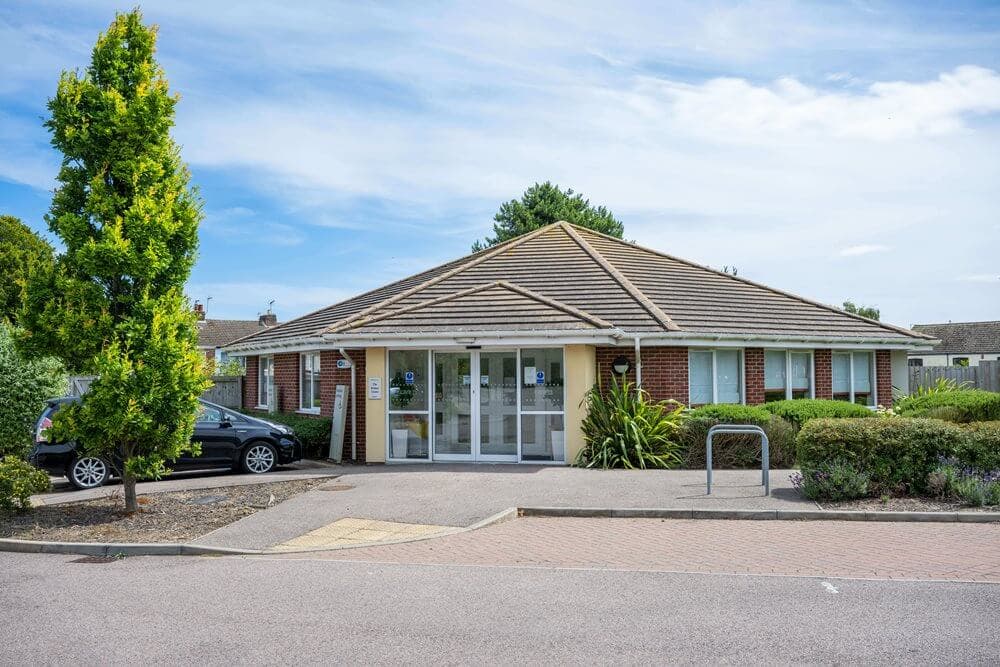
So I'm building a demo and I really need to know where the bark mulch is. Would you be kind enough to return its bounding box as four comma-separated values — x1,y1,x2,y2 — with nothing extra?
1,478,326,543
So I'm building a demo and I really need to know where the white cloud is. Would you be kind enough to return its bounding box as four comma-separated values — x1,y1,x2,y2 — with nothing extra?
839,244,890,257
956,274,999,283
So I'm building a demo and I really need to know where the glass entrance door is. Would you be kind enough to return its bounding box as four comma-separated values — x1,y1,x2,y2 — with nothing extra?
478,351,518,461
433,350,518,462
434,352,472,459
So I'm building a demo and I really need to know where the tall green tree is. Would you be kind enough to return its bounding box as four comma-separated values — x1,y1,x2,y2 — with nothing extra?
843,300,880,321
0,215,53,324
0,324,67,459
21,9,208,512
473,182,624,251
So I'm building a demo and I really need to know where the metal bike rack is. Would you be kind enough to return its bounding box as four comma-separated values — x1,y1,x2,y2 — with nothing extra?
705,424,770,496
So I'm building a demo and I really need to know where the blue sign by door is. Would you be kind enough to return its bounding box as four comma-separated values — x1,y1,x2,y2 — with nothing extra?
404,371,415,385
535,370,545,385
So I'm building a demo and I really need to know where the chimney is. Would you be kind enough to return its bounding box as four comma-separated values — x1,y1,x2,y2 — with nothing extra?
259,312,277,327
193,301,205,321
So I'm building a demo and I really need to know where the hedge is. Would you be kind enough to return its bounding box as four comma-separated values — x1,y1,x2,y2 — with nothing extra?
762,398,873,429
895,390,1000,423
680,404,796,468
247,410,331,459
957,421,1000,472
796,417,966,494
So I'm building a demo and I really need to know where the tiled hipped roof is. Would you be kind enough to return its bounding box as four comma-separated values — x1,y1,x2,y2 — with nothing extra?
911,321,1000,354
228,222,931,349
197,319,277,348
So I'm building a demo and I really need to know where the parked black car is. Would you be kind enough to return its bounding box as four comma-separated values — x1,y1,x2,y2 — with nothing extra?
30,398,303,489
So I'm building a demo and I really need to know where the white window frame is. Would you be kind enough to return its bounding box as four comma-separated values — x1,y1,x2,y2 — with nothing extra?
256,355,273,410
386,349,433,463
298,352,322,414
831,351,877,407
384,346,567,464
688,349,744,406
764,350,816,401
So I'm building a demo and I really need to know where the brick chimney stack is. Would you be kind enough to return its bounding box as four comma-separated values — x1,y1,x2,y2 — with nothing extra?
193,301,205,321
259,312,277,327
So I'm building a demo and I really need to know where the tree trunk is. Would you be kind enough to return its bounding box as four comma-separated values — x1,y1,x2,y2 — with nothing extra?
123,470,138,513
123,444,138,513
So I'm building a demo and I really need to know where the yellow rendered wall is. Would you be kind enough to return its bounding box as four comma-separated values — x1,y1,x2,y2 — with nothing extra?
365,347,387,463
563,344,596,463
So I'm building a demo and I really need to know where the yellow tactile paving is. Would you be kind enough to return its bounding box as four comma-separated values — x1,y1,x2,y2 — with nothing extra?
272,518,457,551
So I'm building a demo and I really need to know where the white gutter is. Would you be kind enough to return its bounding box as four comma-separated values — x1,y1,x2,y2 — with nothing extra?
338,348,357,461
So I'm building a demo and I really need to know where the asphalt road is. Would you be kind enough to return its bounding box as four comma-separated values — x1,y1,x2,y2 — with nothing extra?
1,551,997,665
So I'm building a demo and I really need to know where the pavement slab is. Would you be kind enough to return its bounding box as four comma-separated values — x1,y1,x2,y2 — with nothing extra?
272,517,457,551
276,516,1000,583
193,464,813,550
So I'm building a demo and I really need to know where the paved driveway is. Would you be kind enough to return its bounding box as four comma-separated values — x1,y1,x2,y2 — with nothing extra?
194,464,811,550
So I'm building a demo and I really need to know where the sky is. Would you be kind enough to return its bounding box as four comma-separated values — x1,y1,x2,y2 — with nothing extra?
1,1,998,329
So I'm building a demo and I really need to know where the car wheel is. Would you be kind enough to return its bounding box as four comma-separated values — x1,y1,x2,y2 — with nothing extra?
69,455,110,490
241,443,277,474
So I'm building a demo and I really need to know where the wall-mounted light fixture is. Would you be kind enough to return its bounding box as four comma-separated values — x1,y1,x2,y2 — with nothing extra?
611,355,631,375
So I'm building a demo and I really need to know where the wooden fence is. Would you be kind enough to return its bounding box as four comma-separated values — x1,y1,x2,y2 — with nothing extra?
67,374,244,409
908,360,1000,394
203,375,243,408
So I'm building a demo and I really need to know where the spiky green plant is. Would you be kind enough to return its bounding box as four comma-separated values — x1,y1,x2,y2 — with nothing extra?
576,377,685,469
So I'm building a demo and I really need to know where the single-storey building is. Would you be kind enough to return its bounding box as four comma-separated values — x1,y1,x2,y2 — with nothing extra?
907,321,1000,367
225,222,935,464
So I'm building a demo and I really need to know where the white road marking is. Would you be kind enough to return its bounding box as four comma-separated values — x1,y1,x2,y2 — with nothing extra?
821,581,839,594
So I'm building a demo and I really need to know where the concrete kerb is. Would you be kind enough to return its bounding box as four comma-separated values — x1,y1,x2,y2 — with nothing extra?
518,507,1000,523
3,505,997,558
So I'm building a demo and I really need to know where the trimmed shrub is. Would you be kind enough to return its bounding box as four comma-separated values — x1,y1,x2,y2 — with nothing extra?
247,410,332,459
0,455,51,514
956,421,1000,472
0,324,67,459
577,378,685,469
895,389,1000,423
790,458,870,502
680,405,796,469
796,417,966,495
762,398,873,429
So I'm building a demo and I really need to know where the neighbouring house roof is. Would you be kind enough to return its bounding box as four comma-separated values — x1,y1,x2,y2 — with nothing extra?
197,319,278,348
910,321,1000,355
226,222,932,351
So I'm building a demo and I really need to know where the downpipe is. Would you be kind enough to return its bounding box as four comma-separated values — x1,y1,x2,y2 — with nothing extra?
338,348,357,461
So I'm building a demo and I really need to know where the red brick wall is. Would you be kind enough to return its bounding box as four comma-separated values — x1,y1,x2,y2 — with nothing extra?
876,350,893,407
319,350,367,462
744,348,765,405
273,353,300,413
597,346,689,404
814,349,832,399
243,356,259,408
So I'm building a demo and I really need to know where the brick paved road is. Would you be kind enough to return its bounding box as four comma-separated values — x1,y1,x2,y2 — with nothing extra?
279,517,1000,582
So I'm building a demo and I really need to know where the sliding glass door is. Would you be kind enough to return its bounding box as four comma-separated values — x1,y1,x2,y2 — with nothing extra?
433,350,518,462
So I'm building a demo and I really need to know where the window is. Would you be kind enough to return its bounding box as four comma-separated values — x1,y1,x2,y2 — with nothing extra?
299,352,322,413
388,350,430,459
953,357,969,367
764,350,813,402
832,351,874,406
257,356,273,409
908,358,923,367
688,349,743,405
519,348,565,461
196,403,224,423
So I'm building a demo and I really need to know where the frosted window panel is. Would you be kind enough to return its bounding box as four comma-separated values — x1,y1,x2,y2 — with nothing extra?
790,353,811,392
716,350,741,404
853,353,872,393
689,351,713,405
764,351,786,391
832,354,851,394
